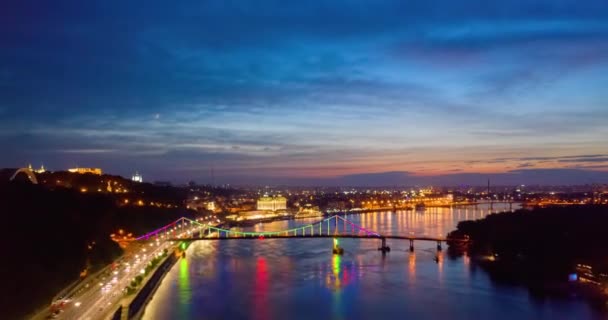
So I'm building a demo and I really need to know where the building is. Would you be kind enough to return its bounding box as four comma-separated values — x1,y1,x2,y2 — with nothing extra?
295,204,323,218
131,172,143,183
29,164,46,173
257,195,287,211
233,210,281,221
68,167,102,175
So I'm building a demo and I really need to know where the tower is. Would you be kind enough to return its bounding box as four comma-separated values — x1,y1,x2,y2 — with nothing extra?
487,179,490,196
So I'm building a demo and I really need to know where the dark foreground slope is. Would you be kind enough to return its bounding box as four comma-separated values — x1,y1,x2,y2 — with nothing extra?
0,182,194,319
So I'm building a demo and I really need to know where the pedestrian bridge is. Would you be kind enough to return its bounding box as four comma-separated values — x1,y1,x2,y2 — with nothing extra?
136,215,468,252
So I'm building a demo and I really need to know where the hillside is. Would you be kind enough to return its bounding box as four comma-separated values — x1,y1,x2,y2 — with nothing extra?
0,180,195,319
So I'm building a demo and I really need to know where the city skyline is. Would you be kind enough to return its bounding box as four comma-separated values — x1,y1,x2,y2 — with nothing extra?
1,1,607,184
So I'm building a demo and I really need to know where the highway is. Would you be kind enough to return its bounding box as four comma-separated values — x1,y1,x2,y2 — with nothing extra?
31,240,173,320
30,220,217,320
74,241,172,320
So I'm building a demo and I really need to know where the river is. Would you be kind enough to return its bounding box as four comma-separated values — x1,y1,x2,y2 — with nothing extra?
142,203,603,319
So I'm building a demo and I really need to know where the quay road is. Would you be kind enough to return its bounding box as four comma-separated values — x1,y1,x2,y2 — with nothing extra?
32,220,217,320
31,240,171,320
75,241,171,320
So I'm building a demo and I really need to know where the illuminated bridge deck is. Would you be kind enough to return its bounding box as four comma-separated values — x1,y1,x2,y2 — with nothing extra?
169,234,466,243
137,215,470,247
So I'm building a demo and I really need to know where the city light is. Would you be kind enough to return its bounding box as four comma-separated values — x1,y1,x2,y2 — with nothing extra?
8,2,608,318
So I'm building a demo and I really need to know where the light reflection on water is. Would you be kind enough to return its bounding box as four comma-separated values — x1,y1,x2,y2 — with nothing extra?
142,204,603,320
178,258,190,317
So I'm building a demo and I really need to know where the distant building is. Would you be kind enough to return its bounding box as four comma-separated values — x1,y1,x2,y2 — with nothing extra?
29,164,46,173
235,210,278,221
68,167,102,175
257,195,287,211
131,172,143,183
295,204,323,218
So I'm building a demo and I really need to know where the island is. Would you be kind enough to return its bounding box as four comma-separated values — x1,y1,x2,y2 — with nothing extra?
447,205,608,309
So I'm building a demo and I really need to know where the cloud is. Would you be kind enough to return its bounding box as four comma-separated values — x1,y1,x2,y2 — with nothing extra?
558,157,608,163
1,1,607,183
517,162,534,168
57,149,117,154
497,154,608,162
214,168,608,187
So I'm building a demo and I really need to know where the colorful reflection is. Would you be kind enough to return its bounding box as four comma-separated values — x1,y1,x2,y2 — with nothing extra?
333,254,341,276
254,257,268,320
178,258,191,313
436,252,444,286
326,254,341,290
408,253,416,282
330,254,344,320
325,253,357,290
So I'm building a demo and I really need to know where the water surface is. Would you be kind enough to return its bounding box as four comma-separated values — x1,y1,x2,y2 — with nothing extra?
143,204,602,319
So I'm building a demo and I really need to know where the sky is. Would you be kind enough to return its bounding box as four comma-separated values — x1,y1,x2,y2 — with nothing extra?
1,1,608,185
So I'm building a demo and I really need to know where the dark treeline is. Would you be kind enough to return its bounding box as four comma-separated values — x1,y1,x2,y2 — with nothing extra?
0,181,195,319
37,170,190,205
448,205,608,301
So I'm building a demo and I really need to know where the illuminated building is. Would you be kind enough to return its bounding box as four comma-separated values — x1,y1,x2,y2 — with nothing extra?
295,204,323,218
132,172,143,183
68,167,102,175
257,195,287,211
235,210,279,221
29,164,46,173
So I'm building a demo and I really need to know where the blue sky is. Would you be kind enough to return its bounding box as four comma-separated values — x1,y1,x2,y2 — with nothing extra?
1,1,607,185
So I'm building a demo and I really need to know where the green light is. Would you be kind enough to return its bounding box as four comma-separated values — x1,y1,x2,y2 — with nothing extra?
333,253,341,275
178,258,191,306
180,242,186,250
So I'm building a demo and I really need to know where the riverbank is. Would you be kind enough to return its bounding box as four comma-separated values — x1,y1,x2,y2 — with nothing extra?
226,202,516,228
447,205,608,311
101,244,183,320
122,249,180,319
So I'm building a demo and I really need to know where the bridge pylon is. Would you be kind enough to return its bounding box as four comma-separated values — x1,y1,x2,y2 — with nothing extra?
378,237,390,254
